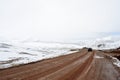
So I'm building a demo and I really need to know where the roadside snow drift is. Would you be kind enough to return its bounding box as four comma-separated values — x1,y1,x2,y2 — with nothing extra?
0,41,80,69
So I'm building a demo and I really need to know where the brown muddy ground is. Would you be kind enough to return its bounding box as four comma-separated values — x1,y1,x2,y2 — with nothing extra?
0,49,120,80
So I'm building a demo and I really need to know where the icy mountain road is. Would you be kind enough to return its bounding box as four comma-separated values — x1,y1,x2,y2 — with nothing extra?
0,49,120,80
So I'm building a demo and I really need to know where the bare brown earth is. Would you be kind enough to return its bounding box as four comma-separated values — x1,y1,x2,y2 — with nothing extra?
0,49,120,80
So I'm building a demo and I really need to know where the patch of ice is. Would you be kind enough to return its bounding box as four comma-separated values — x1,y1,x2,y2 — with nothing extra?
112,57,120,67
94,55,104,58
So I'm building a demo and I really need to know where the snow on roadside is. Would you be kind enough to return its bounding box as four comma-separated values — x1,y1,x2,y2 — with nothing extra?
111,57,120,68
0,42,80,69
107,55,120,68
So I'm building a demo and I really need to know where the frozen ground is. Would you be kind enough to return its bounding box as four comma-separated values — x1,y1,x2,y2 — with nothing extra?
0,36,120,69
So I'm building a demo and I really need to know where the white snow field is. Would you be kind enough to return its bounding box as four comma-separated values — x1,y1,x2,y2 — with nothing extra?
0,41,80,69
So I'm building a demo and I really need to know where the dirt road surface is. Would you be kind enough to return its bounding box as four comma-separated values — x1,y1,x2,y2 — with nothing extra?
0,49,120,80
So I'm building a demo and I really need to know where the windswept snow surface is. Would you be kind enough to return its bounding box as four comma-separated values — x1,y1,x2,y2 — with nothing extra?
0,41,80,69
0,36,120,69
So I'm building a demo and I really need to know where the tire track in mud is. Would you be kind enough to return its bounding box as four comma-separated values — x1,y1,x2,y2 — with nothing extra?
22,50,89,80
39,52,94,80
80,51,120,80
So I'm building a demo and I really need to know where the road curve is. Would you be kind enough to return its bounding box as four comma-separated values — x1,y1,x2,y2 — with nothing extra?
0,49,120,80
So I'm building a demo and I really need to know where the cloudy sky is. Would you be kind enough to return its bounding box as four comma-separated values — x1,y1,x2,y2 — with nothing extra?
0,0,120,41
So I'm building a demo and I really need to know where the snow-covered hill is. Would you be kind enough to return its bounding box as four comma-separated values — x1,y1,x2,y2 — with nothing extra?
74,36,120,50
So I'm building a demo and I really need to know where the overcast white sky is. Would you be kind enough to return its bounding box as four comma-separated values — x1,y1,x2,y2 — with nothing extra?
0,0,120,41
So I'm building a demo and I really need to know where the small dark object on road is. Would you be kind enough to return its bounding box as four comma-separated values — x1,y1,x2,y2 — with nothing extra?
88,48,92,52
